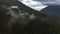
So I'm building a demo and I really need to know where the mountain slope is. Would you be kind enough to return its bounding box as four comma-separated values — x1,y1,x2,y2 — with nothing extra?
0,0,46,17
0,0,60,34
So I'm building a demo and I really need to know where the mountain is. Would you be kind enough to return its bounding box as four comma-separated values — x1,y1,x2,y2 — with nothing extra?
41,5,60,17
0,0,46,17
0,0,60,34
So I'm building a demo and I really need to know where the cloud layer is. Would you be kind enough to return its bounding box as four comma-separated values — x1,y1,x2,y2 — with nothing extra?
19,0,48,11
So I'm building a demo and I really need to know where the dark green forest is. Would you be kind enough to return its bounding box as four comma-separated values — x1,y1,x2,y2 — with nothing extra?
0,0,60,34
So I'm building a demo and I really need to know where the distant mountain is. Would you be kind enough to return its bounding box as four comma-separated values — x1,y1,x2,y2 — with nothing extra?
41,5,60,17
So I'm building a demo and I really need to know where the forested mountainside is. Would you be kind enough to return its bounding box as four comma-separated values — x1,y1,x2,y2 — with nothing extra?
0,0,60,34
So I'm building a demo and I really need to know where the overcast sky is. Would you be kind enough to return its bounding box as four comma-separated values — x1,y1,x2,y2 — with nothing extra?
19,0,60,11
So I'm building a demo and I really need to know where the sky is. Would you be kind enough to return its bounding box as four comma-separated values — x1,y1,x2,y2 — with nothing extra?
18,0,60,11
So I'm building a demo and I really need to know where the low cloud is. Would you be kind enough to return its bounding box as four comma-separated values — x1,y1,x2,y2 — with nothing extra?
19,0,48,11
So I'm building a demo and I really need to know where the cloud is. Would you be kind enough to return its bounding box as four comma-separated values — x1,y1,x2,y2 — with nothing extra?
18,0,48,11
